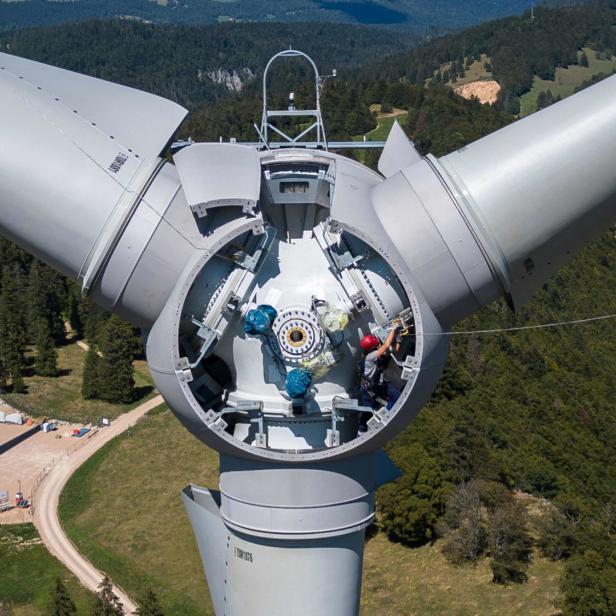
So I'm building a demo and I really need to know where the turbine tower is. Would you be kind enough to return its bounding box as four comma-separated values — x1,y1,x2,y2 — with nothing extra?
0,50,615,615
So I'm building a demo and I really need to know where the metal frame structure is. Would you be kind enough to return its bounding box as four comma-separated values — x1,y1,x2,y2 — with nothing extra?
259,49,329,149
255,49,385,151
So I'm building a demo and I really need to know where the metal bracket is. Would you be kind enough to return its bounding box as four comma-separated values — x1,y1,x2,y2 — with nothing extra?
225,293,241,313
326,218,341,234
217,401,267,448
330,249,363,271
189,318,219,369
401,357,419,382
350,292,368,312
228,224,275,273
175,357,194,384
332,398,374,414
326,428,340,448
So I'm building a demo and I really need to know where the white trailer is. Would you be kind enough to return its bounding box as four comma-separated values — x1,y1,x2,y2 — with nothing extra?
0,491,11,512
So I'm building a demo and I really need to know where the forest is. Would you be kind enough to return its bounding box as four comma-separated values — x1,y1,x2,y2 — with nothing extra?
0,238,139,406
363,1,616,113
0,20,412,107
0,7,615,614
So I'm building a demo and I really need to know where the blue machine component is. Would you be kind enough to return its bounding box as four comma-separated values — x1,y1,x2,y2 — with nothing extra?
258,304,278,325
285,368,313,398
243,304,278,335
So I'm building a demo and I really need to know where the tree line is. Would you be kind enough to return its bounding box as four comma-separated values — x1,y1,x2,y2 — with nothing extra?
362,2,616,114
0,19,413,109
49,575,164,616
0,238,138,408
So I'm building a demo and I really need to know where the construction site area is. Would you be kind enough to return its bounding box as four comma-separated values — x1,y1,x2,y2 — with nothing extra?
0,405,96,525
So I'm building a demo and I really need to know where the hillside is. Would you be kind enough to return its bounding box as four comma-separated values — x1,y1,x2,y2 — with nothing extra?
363,3,616,113
0,19,412,107
56,407,564,616
5,6,615,114
0,0,552,33
0,524,94,614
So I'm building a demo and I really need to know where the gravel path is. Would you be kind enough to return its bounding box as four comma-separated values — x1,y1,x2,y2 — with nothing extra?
33,395,164,614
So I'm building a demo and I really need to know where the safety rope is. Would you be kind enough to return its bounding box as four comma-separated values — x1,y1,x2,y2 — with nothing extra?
419,313,616,337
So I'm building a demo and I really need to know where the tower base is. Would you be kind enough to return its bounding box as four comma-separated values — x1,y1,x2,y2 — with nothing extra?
182,451,399,616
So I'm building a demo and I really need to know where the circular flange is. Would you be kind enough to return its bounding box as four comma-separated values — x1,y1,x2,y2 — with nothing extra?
272,308,324,364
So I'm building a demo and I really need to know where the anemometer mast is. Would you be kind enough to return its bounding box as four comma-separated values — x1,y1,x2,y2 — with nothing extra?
259,49,329,149
0,48,615,615
254,49,382,151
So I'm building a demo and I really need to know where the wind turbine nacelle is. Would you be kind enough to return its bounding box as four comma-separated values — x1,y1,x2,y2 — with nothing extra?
1,52,616,465
2,51,616,616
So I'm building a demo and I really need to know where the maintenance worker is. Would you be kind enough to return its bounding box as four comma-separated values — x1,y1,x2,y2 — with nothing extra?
358,324,401,411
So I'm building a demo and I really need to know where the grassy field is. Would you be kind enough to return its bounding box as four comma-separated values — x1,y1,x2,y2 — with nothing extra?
362,535,562,615
0,524,94,615
520,47,616,116
365,113,408,141
59,406,563,616
59,405,219,616
438,53,493,87
354,104,409,144
2,342,155,423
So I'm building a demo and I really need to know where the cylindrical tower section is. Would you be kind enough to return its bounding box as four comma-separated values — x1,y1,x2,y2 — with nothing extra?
183,453,396,616
436,73,616,308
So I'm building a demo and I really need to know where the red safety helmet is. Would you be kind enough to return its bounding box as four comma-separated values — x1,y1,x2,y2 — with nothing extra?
360,334,380,352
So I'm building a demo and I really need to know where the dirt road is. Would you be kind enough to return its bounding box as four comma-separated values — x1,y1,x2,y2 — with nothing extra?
33,395,163,614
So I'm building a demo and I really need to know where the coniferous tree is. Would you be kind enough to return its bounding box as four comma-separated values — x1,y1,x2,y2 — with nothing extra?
47,577,76,616
92,576,123,616
0,355,6,392
26,260,68,376
136,590,165,616
82,346,101,400
97,316,135,404
34,317,59,377
65,282,88,339
561,549,616,615
84,305,109,349
81,305,112,401
27,260,67,343
378,444,447,546
0,264,27,392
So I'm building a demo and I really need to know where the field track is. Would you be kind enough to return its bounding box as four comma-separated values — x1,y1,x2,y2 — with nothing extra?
33,395,164,614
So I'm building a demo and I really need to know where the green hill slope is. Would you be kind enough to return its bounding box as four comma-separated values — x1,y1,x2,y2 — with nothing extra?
0,19,413,107
59,407,564,616
363,3,616,113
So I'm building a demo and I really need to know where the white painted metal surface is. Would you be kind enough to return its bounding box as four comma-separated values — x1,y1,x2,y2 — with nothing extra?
0,52,187,287
2,50,616,616
174,143,261,217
